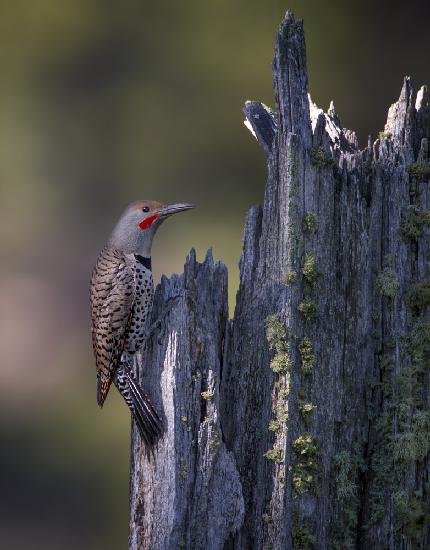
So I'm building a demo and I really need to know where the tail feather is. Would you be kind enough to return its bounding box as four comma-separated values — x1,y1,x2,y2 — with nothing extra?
114,365,163,452
127,373,163,447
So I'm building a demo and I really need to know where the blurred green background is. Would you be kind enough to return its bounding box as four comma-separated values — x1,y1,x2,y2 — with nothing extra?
0,1,428,548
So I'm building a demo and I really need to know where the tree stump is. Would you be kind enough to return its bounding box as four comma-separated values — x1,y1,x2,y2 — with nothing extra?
129,11,430,550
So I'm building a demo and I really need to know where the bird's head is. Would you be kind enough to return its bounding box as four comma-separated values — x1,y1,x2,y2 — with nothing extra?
109,200,194,256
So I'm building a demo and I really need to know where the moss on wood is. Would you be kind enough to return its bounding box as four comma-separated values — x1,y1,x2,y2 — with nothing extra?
265,314,292,374
407,161,430,182
333,450,358,500
400,205,430,242
292,522,316,550
268,420,280,432
282,270,298,285
331,450,363,549
269,354,292,375
298,337,315,376
298,299,318,321
366,315,430,541
303,212,317,233
376,266,398,298
299,400,314,429
302,253,320,286
394,491,430,546
406,280,430,314
264,447,284,463
392,410,430,462
292,433,319,495
201,391,214,401
276,400,289,423
410,319,430,374
266,314,286,347
310,146,335,169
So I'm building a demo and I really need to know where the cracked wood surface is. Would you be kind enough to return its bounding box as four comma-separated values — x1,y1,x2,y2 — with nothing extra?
129,11,430,550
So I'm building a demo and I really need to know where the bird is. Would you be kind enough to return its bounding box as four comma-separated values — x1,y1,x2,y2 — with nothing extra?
90,200,194,451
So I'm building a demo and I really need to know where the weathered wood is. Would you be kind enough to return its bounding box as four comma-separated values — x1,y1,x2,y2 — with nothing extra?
129,250,244,550
129,11,430,549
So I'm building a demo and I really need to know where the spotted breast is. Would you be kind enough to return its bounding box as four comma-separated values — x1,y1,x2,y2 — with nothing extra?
125,254,154,355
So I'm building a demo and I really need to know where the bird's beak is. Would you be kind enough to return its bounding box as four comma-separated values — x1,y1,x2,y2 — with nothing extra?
155,203,195,218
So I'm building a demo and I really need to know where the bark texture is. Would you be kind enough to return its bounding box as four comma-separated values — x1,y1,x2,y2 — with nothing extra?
129,11,430,550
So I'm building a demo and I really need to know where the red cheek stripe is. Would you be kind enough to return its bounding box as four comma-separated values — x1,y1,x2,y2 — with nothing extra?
139,214,159,229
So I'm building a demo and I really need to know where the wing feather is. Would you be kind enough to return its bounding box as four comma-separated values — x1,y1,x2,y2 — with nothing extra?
90,247,135,405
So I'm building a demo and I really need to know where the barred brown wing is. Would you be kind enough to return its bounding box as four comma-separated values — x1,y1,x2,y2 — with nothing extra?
90,247,135,405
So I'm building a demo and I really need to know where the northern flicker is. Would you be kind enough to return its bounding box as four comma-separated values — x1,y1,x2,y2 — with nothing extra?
90,200,193,450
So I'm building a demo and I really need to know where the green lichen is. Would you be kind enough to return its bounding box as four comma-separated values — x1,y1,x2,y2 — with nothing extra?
270,353,292,374
283,270,298,285
366,406,397,527
407,280,430,314
331,450,363,549
393,410,430,462
266,314,286,348
303,212,317,233
264,447,284,464
333,450,358,500
392,319,430,463
376,266,398,298
287,137,304,265
279,469,285,484
201,391,214,401
292,433,319,495
178,538,186,548
390,360,430,542
278,387,290,399
276,401,289,423
410,319,430,374
302,253,320,286
366,319,430,539
400,205,430,242
311,146,335,169
271,364,290,430
268,420,280,432
299,400,314,429
299,401,314,415
292,522,316,550
394,491,430,546
265,314,292,374
298,299,318,322
407,161,430,182
379,131,392,140
209,430,222,451
365,352,398,527
298,337,315,376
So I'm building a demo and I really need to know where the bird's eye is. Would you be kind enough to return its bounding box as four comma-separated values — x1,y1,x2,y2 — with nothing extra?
141,206,150,213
